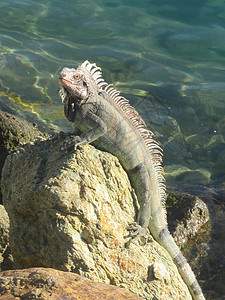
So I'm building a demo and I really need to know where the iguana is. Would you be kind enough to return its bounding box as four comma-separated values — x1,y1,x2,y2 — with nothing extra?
58,60,205,300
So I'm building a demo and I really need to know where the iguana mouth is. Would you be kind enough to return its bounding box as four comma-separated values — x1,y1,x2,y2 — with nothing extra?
58,77,88,100
59,77,72,85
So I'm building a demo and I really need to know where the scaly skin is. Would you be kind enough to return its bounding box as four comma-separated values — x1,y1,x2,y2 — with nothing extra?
58,60,205,300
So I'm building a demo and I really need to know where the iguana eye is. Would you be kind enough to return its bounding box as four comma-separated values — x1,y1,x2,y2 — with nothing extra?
73,73,82,80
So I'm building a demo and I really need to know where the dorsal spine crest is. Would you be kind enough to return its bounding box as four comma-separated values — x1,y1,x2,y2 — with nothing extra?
81,60,166,204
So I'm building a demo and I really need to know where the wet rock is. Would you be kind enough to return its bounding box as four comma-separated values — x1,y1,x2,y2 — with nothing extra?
0,110,47,204
0,267,143,299
166,185,225,299
1,134,192,299
181,186,225,300
166,191,209,246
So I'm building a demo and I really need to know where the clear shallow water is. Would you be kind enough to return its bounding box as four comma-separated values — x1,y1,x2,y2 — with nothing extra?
0,0,225,187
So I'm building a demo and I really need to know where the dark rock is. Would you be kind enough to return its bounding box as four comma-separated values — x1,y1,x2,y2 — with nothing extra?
167,185,225,299
166,191,209,246
0,110,47,204
184,188,225,300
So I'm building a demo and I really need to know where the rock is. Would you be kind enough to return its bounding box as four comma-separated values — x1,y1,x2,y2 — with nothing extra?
0,205,9,258
165,164,211,185
0,110,47,204
166,191,209,246
173,185,225,300
0,205,12,271
1,134,192,299
0,267,143,299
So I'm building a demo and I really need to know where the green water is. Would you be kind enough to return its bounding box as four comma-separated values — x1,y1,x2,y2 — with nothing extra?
0,0,225,187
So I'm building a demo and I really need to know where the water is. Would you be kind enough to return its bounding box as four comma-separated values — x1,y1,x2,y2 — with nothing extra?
0,0,225,187
1,2,225,298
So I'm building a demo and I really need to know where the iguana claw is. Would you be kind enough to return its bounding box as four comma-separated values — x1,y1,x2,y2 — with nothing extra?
61,135,86,151
125,222,147,247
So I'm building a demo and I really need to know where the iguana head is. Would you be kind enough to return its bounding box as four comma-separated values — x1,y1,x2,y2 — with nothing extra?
58,60,104,104
58,67,89,103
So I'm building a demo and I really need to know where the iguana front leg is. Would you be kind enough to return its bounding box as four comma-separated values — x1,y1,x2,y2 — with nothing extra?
62,110,107,149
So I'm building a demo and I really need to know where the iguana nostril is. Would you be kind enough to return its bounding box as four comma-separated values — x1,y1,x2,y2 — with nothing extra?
58,73,65,79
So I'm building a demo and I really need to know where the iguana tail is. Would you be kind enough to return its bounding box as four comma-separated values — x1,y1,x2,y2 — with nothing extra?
150,221,205,300
128,162,205,299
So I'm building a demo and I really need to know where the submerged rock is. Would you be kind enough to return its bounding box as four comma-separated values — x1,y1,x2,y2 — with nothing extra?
1,134,192,299
0,267,143,299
